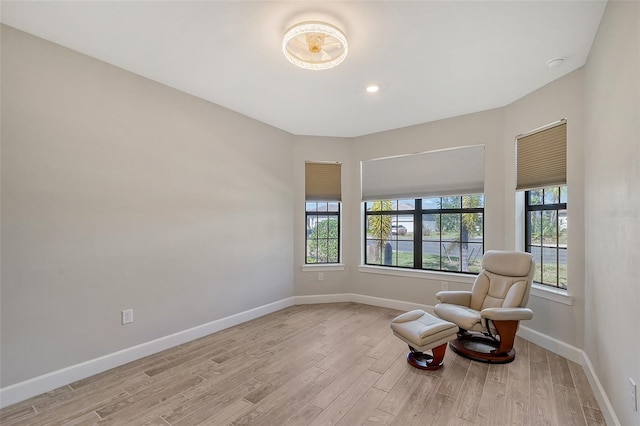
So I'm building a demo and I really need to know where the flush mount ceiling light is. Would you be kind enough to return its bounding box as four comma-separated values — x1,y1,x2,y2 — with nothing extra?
282,21,348,70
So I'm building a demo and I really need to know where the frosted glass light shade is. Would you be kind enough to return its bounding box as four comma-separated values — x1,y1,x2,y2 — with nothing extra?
282,21,348,70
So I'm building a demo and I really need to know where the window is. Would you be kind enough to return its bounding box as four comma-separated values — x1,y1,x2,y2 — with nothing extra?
306,202,340,264
525,186,567,289
305,162,341,264
365,194,484,273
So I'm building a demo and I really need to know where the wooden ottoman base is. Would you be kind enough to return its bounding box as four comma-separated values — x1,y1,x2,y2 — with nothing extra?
407,343,448,370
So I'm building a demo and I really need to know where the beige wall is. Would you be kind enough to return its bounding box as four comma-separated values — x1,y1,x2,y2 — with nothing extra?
584,2,640,425
504,70,586,349
1,25,295,387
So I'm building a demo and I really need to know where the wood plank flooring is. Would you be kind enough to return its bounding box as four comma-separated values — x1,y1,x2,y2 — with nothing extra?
0,303,606,425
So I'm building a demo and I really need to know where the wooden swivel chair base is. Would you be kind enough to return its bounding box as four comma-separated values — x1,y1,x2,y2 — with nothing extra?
448,320,519,364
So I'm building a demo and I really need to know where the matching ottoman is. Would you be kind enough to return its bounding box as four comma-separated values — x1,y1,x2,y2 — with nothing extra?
390,310,459,370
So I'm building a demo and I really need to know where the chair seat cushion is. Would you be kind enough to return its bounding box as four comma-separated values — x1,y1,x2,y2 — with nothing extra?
434,303,482,331
390,310,458,351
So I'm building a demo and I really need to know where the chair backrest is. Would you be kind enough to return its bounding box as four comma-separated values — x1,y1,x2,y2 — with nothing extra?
469,251,536,311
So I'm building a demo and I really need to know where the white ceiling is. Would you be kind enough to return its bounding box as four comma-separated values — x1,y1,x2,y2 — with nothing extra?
1,1,607,137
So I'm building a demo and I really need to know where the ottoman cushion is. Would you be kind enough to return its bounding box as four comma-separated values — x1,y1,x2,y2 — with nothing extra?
391,309,458,352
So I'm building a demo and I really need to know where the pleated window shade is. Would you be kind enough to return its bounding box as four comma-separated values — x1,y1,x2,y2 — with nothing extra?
516,122,567,190
361,145,485,201
305,162,342,201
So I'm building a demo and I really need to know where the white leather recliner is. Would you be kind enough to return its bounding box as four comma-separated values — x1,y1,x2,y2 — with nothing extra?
434,250,535,363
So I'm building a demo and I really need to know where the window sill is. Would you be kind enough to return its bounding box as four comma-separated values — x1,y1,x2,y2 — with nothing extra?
530,284,572,305
302,264,345,272
358,265,476,285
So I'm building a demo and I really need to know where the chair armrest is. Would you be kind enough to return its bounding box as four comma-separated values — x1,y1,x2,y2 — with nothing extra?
481,307,533,321
435,291,472,306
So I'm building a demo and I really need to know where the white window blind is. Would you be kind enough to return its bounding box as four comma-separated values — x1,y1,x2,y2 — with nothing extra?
516,120,567,191
361,145,485,201
305,162,342,201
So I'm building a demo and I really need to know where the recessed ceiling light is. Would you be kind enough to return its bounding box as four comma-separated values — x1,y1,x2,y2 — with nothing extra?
366,84,379,93
546,58,565,68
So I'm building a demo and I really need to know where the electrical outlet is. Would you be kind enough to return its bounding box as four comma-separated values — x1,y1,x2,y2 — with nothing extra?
318,272,324,281
441,281,449,290
121,309,133,325
630,378,637,411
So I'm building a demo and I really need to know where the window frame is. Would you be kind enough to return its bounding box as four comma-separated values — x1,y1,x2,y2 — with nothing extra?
305,202,341,265
363,195,484,274
524,186,567,289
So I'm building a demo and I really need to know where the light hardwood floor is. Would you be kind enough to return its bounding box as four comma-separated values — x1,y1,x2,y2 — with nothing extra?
1,303,606,425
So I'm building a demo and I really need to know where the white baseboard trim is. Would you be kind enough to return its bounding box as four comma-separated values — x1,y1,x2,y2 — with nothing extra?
293,293,432,313
0,297,295,409
1,293,619,426
349,293,432,314
517,325,584,364
292,293,352,305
